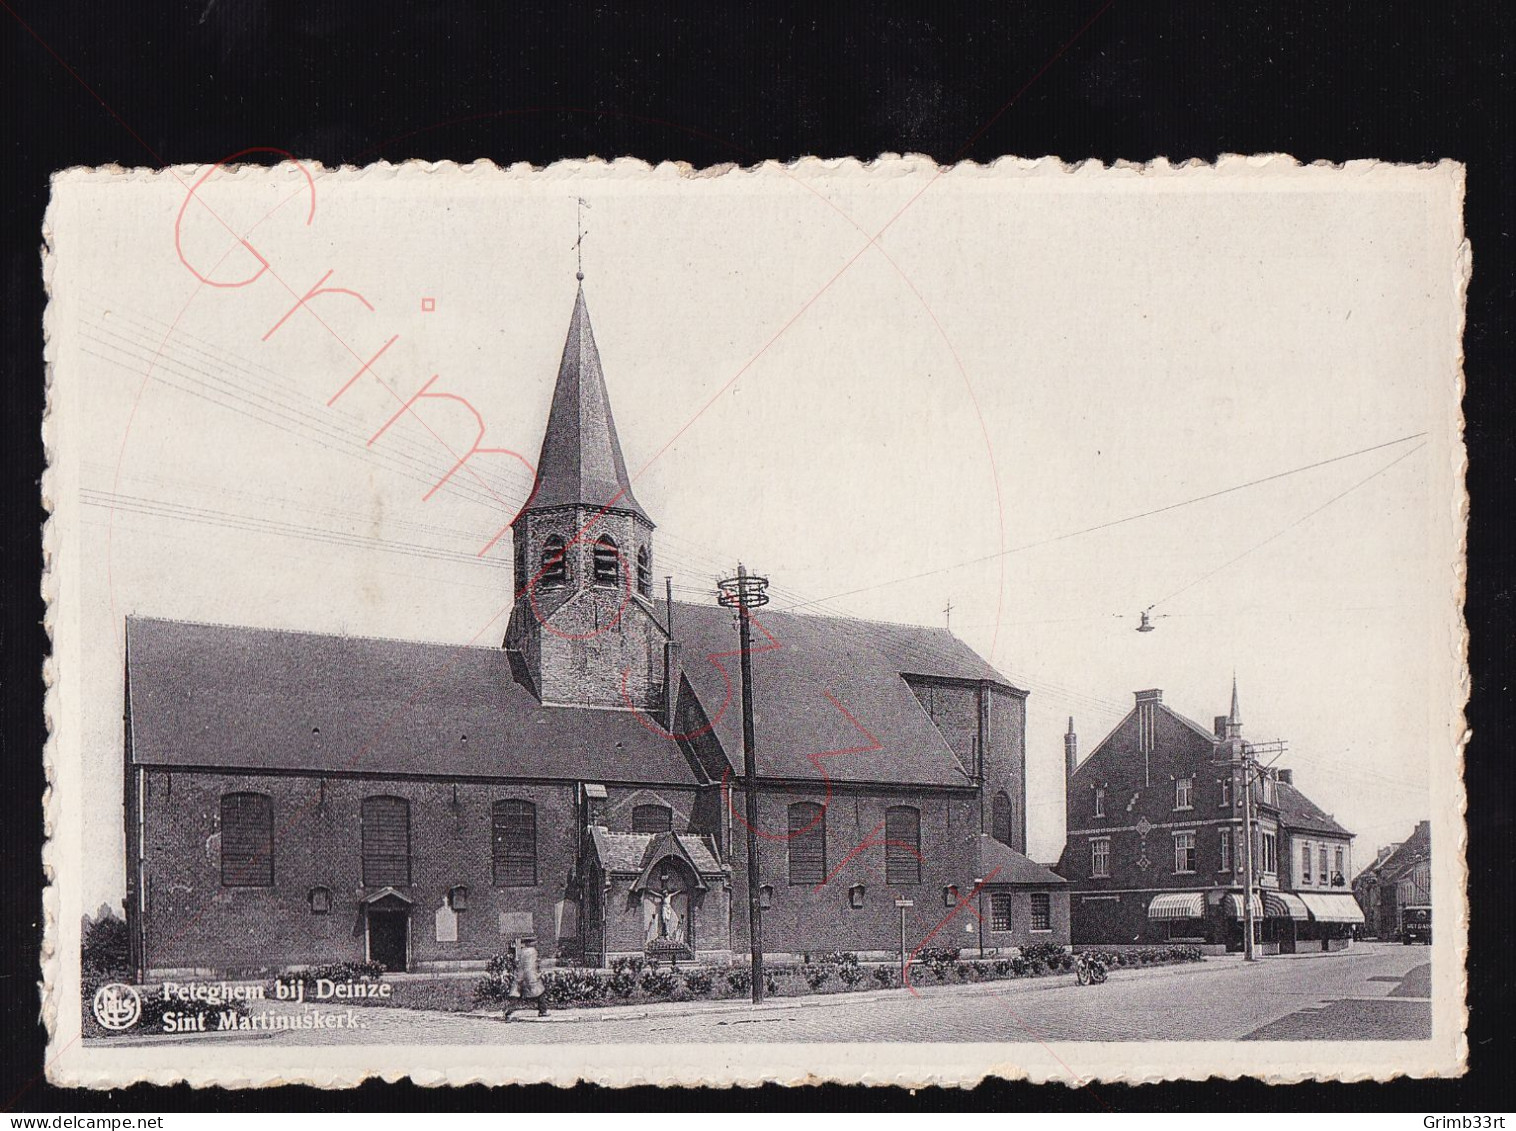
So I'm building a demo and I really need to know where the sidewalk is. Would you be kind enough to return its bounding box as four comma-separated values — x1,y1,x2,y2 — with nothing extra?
480,956,1232,1026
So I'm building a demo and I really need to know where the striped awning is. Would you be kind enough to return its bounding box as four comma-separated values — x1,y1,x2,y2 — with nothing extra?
1265,892,1311,920
1298,892,1366,924
1147,892,1206,920
1225,892,1265,919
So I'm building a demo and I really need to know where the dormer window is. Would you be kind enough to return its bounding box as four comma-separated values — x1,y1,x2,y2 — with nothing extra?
593,535,619,587
541,535,568,587
636,545,653,598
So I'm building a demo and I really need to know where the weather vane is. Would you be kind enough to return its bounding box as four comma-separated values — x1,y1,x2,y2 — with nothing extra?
573,196,591,281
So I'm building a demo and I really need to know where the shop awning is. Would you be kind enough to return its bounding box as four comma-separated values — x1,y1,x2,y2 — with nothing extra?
1265,892,1311,920
1225,893,1265,919
1298,892,1366,924
1147,892,1206,920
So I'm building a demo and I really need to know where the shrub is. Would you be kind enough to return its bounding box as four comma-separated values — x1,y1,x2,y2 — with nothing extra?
640,968,678,998
683,969,714,997
916,947,961,982
1029,960,1047,976
838,961,866,989
1010,955,1030,976
1021,941,1065,965
81,914,131,980
725,968,752,996
801,964,830,991
870,965,899,989
609,967,639,998
993,958,1013,976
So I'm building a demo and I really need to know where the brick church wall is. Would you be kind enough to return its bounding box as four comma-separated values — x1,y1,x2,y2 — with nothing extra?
134,770,580,976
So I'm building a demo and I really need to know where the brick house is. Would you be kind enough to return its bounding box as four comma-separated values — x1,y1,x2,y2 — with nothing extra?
123,280,1066,980
1352,820,1430,940
1055,683,1359,953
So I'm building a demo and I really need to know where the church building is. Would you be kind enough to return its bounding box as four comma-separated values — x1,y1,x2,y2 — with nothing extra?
122,281,1067,980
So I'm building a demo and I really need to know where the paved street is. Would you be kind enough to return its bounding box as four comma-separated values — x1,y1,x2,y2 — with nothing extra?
113,942,1430,1047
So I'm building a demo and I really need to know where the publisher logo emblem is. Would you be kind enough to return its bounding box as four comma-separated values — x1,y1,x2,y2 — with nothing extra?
92,982,142,1030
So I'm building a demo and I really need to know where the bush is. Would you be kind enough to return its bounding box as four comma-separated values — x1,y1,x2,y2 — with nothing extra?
609,966,639,998
640,968,679,998
916,947,961,982
993,958,1013,976
1021,941,1065,965
82,914,131,980
725,968,752,996
801,964,830,991
684,969,714,996
871,965,898,988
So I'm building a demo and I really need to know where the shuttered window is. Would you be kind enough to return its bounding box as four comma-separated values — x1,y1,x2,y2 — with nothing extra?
636,546,653,598
632,804,672,833
493,799,537,886
788,802,826,886
992,791,1013,846
593,536,619,587
541,535,568,586
884,805,921,885
220,792,273,887
361,796,410,887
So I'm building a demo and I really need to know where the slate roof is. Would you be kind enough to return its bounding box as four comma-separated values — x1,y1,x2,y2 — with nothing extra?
664,600,1020,788
588,829,724,876
1273,780,1353,838
522,284,649,522
1374,820,1430,882
125,616,695,783
977,835,1067,887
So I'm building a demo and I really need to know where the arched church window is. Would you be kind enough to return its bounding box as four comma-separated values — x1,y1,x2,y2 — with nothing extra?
636,545,653,598
492,799,537,887
992,791,1013,846
220,792,273,887
788,802,826,886
884,805,921,885
361,795,410,887
593,535,619,587
541,535,568,586
632,804,673,833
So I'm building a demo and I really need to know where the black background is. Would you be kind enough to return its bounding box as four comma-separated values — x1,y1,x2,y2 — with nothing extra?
2,0,1511,1112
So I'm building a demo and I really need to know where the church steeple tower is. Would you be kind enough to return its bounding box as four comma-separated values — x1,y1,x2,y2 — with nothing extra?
505,282,666,710
525,283,650,525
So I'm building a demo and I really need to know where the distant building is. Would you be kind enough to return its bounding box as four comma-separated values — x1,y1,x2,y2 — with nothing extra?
1056,682,1362,952
1353,820,1431,939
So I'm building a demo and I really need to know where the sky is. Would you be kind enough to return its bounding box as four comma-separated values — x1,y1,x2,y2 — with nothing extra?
49,158,1464,912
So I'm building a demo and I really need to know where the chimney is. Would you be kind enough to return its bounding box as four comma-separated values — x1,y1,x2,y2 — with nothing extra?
1277,768,1293,785
1214,715,1229,739
1064,717,1078,780
1134,689,1163,705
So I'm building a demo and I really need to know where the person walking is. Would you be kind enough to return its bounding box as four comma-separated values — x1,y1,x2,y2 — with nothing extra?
502,934,549,1020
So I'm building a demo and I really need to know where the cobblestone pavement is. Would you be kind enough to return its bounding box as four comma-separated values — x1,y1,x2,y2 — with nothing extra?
106,942,1432,1048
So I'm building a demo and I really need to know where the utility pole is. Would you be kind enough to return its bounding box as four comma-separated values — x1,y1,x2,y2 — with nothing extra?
1240,747,1257,962
718,564,770,1004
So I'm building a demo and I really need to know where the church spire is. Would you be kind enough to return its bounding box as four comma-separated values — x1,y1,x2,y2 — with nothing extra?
1230,673,1241,728
523,283,650,524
